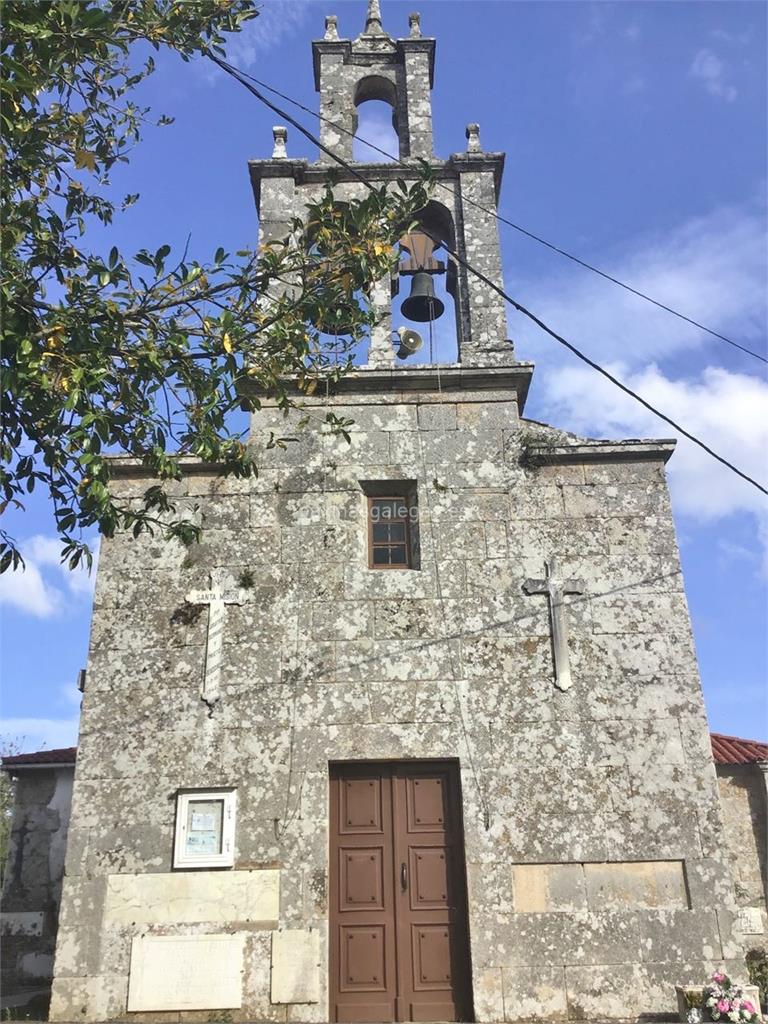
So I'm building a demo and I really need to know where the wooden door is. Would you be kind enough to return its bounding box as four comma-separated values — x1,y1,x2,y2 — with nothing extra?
330,762,472,1023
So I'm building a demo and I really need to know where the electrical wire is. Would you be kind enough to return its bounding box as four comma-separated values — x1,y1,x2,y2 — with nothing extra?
208,53,768,498
214,58,767,368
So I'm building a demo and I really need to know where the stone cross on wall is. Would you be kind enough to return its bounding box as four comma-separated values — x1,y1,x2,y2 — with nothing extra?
523,558,585,692
185,571,249,706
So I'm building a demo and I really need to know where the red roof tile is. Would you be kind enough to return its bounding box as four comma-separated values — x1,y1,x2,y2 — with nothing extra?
711,733,768,765
2,746,77,768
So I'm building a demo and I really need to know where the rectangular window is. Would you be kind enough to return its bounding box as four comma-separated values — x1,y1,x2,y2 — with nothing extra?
368,494,413,569
173,789,236,869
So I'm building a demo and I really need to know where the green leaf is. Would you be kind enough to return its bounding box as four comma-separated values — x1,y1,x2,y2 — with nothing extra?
0,2,430,568
74,149,97,171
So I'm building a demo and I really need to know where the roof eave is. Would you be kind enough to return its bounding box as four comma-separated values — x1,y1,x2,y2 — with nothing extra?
523,439,677,465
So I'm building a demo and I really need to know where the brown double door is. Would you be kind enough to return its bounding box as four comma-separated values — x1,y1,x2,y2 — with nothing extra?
329,761,473,1023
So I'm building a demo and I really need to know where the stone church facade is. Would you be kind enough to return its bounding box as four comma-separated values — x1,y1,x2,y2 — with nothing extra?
48,4,747,1021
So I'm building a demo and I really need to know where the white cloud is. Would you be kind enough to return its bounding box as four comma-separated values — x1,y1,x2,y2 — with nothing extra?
575,3,609,46
718,537,762,573
58,682,83,710
511,201,768,561
0,558,62,617
0,534,99,619
541,362,768,525
354,105,399,163
1,684,82,754
709,28,752,47
0,716,79,752
574,6,641,47
205,1,312,79
511,203,766,365
689,49,738,102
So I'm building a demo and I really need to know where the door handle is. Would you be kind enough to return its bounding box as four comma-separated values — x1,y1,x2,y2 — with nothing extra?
401,862,408,890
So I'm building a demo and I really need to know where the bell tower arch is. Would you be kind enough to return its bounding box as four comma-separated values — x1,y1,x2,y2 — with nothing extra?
249,0,527,373
314,1,435,162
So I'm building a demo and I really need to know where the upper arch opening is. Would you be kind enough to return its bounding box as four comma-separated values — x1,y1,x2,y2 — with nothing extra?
354,74,398,109
352,76,401,162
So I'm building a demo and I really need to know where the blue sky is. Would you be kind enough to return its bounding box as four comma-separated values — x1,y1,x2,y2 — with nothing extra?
1,0,766,750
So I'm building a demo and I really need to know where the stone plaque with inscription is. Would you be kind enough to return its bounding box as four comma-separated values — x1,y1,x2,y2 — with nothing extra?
127,934,245,1011
737,906,765,934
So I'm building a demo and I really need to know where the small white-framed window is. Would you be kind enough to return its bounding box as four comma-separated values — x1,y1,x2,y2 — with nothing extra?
173,789,236,869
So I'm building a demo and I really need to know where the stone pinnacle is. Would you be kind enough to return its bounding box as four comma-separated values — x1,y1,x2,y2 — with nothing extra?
364,0,385,35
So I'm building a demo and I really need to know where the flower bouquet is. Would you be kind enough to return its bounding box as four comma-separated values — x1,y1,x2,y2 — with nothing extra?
697,971,761,1023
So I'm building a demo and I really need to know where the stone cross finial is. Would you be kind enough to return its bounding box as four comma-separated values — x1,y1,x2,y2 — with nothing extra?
523,558,585,691
466,123,481,153
186,570,250,706
409,12,422,37
324,15,339,40
272,126,288,160
364,0,385,35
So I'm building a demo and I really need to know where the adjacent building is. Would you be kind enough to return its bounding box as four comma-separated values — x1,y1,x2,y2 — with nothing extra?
0,747,76,1013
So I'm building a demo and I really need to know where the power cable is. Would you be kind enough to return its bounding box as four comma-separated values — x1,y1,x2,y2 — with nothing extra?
208,53,768,498
216,59,767,367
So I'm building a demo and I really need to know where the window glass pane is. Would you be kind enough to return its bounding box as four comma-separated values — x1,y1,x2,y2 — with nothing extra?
372,546,391,565
389,546,407,565
185,798,223,856
371,499,399,521
373,522,406,544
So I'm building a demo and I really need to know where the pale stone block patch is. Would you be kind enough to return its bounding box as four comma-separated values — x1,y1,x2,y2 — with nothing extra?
472,966,505,1020
512,863,588,913
584,860,688,910
104,869,279,925
512,860,688,912
49,973,129,1021
271,929,321,1003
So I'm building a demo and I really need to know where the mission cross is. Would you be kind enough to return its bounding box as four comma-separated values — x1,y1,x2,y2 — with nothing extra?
523,558,585,691
185,571,249,705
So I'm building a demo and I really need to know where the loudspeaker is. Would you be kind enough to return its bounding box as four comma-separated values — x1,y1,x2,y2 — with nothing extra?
396,326,423,359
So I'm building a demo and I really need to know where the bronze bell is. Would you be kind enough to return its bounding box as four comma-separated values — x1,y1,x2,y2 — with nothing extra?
401,272,445,322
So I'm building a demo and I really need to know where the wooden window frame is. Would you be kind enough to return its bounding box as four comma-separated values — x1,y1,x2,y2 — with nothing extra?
172,788,236,870
367,493,414,570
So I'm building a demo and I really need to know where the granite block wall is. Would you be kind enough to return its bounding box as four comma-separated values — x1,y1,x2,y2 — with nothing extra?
49,371,743,1021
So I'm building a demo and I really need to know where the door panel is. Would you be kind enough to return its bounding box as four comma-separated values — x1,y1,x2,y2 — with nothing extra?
406,775,449,831
340,848,385,910
341,775,384,832
330,762,472,1023
393,766,472,1022
339,924,388,989
331,767,398,1022
409,848,449,907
